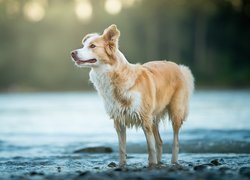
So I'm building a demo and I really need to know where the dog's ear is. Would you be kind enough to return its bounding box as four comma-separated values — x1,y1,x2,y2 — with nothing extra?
103,24,120,43
102,24,120,56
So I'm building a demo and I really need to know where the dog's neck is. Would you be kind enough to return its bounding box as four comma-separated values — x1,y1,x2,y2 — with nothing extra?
116,50,129,66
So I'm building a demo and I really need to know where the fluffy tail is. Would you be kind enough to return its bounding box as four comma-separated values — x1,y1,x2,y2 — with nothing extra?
179,65,195,96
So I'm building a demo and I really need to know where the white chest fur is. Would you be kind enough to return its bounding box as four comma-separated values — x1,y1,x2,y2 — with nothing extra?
89,68,142,128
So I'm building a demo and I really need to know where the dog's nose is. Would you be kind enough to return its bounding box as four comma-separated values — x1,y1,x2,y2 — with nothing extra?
71,51,77,59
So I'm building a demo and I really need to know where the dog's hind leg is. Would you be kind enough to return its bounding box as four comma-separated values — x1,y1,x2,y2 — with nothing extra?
171,123,181,164
152,123,162,164
169,89,188,164
114,120,127,167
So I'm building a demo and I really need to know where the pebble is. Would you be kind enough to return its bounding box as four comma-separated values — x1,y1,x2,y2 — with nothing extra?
29,171,44,176
210,159,224,166
108,162,117,168
73,146,113,153
78,171,90,177
114,168,122,171
194,164,213,171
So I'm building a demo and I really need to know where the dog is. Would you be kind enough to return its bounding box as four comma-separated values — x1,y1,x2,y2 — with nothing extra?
71,24,194,167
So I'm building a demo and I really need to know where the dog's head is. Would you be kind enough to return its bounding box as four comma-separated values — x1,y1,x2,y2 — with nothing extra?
71,24,120,68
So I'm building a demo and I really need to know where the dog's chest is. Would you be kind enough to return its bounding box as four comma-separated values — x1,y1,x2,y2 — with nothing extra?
89,69,141,126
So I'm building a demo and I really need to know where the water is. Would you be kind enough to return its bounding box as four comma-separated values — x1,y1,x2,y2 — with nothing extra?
0,90,250,158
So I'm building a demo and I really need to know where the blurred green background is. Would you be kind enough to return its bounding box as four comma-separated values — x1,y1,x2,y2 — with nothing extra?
0,0,250,92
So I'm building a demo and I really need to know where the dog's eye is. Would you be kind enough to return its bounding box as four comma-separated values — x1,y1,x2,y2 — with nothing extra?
89,44,96,49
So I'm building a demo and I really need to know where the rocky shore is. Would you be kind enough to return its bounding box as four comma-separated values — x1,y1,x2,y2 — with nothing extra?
2,153,249,180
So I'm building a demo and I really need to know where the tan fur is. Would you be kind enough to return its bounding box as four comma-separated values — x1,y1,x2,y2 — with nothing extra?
71,24,194,167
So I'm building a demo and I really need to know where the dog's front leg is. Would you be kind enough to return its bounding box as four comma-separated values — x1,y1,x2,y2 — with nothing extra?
114,120,126,167
142,119,157,167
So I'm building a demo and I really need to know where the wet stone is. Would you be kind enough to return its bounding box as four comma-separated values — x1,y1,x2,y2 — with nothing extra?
239,167,250,177
73,146,113,154
210,159,224,166
194,164,213,171
108,162,117,168
114,168,122,171
10,175,26,179
29,171,44,176
78,171,90,177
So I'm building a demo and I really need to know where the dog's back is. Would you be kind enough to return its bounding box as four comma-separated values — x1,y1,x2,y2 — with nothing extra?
143,61,194,123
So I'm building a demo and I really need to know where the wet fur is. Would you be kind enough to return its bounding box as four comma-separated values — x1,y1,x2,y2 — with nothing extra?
71,25,194,167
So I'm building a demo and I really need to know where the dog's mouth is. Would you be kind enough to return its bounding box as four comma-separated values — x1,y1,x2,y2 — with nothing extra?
75,58,97,65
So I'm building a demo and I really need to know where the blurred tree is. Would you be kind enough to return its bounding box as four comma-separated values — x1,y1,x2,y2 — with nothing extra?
0,0,249,91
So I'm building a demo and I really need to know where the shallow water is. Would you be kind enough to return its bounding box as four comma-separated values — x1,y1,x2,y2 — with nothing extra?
0,90,250,158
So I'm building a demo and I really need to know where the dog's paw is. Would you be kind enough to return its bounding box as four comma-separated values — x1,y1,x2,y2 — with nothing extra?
118,162,126,168
148,163,159,169
158,161,164,165
171,161,180,166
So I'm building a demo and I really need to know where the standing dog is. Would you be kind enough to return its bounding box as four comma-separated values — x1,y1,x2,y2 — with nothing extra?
71,25,194,167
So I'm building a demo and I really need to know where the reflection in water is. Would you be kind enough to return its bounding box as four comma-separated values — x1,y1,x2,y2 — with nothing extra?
1,91,249,133
0,90,249,157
